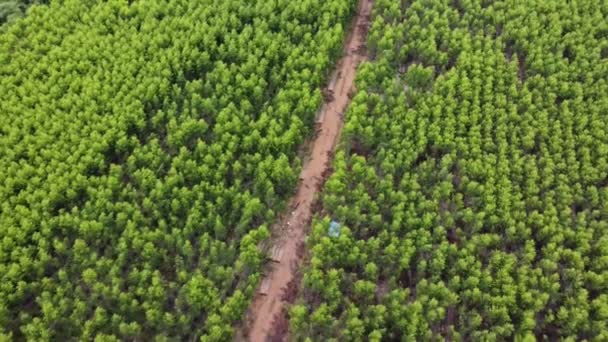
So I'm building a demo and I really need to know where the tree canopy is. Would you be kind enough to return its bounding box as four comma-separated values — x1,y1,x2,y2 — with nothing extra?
0,0,357,340
292,0,608,340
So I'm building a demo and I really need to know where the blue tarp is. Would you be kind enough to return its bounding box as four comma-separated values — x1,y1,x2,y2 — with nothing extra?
328,221,341,237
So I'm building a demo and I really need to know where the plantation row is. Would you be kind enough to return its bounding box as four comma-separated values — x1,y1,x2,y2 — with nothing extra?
292,0,608,340
0,0,356,340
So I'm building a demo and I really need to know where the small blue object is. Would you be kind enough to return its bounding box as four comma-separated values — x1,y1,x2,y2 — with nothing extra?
328,221,341,237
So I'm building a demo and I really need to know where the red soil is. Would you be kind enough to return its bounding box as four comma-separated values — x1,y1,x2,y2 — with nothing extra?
240,1,373,340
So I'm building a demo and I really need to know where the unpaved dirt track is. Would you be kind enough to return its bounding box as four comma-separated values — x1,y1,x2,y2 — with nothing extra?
241,0,373,341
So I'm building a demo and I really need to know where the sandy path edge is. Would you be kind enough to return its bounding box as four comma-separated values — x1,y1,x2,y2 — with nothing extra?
239,1,373,340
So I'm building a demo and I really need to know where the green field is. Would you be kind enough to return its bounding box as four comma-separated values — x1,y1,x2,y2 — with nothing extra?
2,0,608,341
292,0,608,340
0,0,356,340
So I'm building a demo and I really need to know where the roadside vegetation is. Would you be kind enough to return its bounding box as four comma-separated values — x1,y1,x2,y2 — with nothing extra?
0,0,356,340
292,0,608,340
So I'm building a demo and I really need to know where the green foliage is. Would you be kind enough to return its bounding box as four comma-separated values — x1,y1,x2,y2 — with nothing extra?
0,0,45,25
405,64,434,90
0,1,21,24
293,0,608,340
0,0,357,339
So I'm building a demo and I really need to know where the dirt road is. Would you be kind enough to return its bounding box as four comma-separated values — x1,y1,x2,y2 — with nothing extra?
242,0,373,340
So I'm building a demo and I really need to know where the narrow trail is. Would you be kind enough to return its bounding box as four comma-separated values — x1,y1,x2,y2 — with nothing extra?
241,0,373,341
